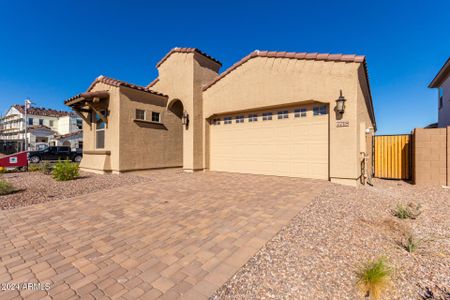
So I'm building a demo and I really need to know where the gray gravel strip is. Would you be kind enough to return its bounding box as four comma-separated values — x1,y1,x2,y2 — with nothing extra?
0,171,151,210
212,179,450,300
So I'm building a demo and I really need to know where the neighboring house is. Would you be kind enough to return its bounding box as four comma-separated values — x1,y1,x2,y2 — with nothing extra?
0,105,83,151
429,57,450,128
65,47,376,186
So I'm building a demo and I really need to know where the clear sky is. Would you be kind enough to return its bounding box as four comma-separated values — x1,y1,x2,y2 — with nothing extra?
0,0,449,134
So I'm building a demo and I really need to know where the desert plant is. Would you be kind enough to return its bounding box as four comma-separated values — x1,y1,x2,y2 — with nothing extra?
0,179,15,195
39,161,53,175
356,257,392,300
28,164,41,172
52,160,79,181
392,203,421,220
402,234,422,253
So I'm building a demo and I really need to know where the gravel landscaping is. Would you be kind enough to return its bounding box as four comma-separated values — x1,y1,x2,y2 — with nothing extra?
212,179,450,300
0,171,150,210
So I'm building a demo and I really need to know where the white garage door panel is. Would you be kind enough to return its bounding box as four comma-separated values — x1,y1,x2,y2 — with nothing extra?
210,112,329,180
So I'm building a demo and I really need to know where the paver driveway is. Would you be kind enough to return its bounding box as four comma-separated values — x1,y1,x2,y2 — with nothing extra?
0,170,329,299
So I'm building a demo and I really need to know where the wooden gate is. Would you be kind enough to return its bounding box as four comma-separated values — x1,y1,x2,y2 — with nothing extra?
374,135,412,180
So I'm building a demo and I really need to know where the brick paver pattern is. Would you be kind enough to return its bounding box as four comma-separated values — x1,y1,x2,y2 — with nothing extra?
0,170,329,299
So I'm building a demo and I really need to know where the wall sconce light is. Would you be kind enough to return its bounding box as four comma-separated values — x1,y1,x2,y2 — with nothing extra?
335,90,346,114
181,111,189,127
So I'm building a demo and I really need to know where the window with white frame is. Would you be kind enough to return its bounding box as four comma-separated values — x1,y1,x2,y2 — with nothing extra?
224,117,232,124
152,112,161,123
39,119,44,125
135,109,146,120
313,105,328,116
262,112,272,121
28,118,33,125
248,114,258,122
95,110,107,149
294,108,307,118
212,118,221,125
277,110,289,119
235,115,244,123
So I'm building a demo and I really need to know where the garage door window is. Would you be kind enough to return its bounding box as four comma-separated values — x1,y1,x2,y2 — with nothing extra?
235,116,244,123
294,108,307,118
313,105,328,116
262,112,272,121
248,114,258,122
224,117,232,124
212,118,221,125
277,110,289,119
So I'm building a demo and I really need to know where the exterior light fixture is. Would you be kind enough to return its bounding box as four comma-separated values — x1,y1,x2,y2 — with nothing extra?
181,111,189,127
336,90,346,114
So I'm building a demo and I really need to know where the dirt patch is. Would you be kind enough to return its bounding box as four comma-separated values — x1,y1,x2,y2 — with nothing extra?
0,171,151,210
212,179,450,299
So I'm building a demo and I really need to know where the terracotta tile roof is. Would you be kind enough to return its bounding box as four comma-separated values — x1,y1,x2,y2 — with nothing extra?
156,47,222,68
146,78,159,88
202,50,366,91
13,105,72,118
429,57,450,88
86,75,168,97
56,130,82,139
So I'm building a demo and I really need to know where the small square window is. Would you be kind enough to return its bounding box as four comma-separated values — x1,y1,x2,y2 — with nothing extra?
152,112,161,123
313,105,328,116
212,118,221,125
294,108,307,118
224,117,232,124
135,109,146,120
235,116,244,123
49,120,54,127
248,114,258,122
28,118,33,125
39,119,44,126
277,110,289,119
262,112,272,121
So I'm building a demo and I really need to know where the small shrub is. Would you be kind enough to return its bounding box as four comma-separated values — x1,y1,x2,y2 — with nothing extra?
0,180,15,195
402,234,421,253
52,160,79,181
28,164,41,172
392,203,421,220
39,161,53,175
356,257,392,300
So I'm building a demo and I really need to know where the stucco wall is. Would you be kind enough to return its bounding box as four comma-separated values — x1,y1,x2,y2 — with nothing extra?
203,56,373,185
413,127,449,186
152,51,220,171
438,76,450,128
79,82,120,172
117,87,182,171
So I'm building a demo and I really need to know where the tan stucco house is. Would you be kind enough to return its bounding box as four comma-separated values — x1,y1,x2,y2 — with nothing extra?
65,47,376,186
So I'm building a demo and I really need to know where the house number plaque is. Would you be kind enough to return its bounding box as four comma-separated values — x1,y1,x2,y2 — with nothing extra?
336,121,349,128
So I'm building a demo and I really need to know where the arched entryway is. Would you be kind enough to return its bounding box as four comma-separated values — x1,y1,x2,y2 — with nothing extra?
167,99,184,168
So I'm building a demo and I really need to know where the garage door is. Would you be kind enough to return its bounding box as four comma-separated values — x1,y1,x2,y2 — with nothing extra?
209,105,329,179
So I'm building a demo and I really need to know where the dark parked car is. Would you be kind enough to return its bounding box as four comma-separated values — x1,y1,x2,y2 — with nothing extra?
28,146,82,163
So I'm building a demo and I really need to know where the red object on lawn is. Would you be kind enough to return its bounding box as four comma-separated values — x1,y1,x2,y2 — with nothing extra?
0,151,29,168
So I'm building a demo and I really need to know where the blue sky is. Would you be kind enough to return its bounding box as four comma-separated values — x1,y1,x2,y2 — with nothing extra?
0,0,448,134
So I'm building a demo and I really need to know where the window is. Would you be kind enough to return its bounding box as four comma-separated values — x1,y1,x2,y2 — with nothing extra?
212,118,221,125
135,109,146,120
95,110,107,149
294,108,307,118
277,110,289,119
39,119,44,126
76,119,82,129
248,114,258,122
152,112,161,123
235,115,244,123
439,88,443,109
262,112,272,121
28,118,33,125
224,117,232,124
49,120,54,127
313,105,328,116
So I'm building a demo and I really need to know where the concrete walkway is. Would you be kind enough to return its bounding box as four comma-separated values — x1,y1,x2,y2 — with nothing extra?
0,170,328,299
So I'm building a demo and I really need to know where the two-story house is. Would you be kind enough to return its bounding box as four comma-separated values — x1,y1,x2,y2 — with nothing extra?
429,57,450,128
0,104,83,152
